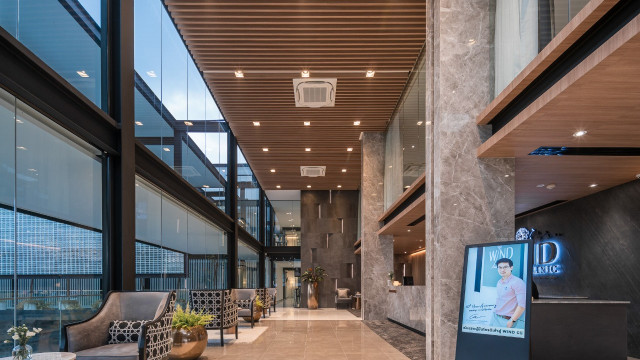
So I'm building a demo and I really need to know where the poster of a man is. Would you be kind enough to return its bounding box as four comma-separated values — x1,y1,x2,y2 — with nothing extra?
490,258,526,329
460,242,530,338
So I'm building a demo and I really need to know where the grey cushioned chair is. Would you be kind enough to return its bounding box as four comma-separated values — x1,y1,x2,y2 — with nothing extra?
255,288,272,317
231,289,257,328
267,288,277,312
62,291,176,360
335,288,352,309
190,290,238,347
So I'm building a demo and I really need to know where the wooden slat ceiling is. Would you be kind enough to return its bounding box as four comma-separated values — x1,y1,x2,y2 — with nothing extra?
165,0,426,190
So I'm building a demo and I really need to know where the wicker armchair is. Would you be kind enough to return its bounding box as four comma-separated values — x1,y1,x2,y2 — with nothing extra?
62,291,176,360
189,290,238,347
256,288,272,317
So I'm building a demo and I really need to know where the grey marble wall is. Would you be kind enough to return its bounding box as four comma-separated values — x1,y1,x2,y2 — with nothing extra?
360,132,394,320
388,286,427,333
300,190,360,308
425,0,515,359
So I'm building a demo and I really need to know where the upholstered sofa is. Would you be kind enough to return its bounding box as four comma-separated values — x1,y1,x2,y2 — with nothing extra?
231,288,257,328
335,288,352,309
190,289,238,347
62,291,176,360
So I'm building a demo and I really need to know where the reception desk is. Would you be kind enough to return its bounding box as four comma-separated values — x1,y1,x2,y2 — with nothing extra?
387,285,426,334
531,299,629,360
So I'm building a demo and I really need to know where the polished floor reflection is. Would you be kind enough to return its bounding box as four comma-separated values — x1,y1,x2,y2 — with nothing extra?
201,310,409,359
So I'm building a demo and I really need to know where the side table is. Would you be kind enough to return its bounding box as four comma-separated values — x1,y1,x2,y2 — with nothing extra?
353,294,361,310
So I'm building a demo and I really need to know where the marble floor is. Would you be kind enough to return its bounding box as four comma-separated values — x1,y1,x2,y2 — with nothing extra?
200,308,409,360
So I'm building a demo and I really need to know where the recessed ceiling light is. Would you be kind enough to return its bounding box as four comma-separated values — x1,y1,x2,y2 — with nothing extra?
546,183,556,190
286,212,292,215
347,147,353,152
270,169,276,173
573,130,587,137
417,121,423,125
202,185,210,188
301,70,310,78
76,70,89,78
407,229,411,232
411,145,415,149
589,183,598,188
304,121,311,126
353,121,361,126
234,70,244,78
504,174,510,177
262,148,269,152
276,185,281,189
366,70,375,78
404,251,407,254
342,169,347,173
146,70,157,78
253,121,260,126
337,185,342,188
163,147,171,152
305,148,311,152
135,121,143,126
184,121,193,126
307,185,311,188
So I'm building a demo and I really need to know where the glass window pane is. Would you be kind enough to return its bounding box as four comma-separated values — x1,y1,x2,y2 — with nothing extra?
238,240,259,289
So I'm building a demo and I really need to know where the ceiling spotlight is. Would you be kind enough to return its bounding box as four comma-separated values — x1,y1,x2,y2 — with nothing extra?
546,183,556,190
589,183,598,188
253,121,260,126
234,70,244,78
301,70,310,78
202,185,210,188
573,130,587,137
163,147,171,152
262,148,269,152
76,70,89,78
342,169,347,173
407,229,411,232
307,185,311,188
135,121,143,126
347,147,353,152
304,121,311,126
417,121,423,126
353,121,361,126
276,185,281,189
184,121,193,126
270,169,276,173
366,70,375,78
305,148,311,152
504,174,510,177
337,185,342,188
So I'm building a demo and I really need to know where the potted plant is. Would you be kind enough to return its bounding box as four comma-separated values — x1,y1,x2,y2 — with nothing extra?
4,324,42,360
169,304,214,360
241,296,264,323
301,266,327,309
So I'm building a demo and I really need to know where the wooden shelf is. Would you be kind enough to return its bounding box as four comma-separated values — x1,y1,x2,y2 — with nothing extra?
378,193,425,237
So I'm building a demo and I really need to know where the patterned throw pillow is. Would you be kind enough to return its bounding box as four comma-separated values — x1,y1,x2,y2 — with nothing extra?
107,320,150,344
337,289,349,298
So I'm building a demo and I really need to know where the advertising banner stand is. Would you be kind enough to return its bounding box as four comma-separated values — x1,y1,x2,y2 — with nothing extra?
455,240,533,360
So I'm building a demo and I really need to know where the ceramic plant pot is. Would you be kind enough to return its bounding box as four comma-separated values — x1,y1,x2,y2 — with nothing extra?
169,325,208,360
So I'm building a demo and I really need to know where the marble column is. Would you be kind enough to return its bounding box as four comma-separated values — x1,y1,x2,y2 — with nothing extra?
360,132,394,320
425,0,515,359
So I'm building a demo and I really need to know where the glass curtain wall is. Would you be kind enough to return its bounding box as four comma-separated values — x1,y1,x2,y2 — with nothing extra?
270,200,301,246
134,0,228,212
135,177,227,308
384,54,426,210
0,0,106,109
494,0,590,96
0,87,104,354
237,240,259,289
237,148,260,238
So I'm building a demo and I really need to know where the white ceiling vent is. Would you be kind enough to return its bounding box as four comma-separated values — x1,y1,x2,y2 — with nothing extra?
293,78,337,108
300,166,326,177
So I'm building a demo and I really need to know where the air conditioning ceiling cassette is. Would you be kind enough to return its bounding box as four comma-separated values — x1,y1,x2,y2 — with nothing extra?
300,166,326,177
293,78,337,108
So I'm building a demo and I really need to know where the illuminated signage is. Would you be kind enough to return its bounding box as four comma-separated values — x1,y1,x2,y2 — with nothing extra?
516,227,564,276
